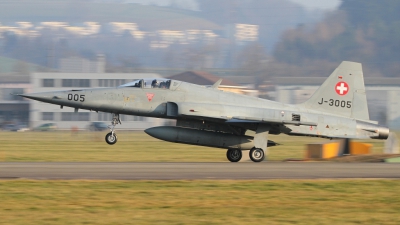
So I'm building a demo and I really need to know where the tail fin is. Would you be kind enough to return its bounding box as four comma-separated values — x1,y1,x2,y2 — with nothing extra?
302,61,369,120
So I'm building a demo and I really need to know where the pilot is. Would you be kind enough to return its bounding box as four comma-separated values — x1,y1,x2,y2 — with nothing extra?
166,80,171,88
151,79,157,88
159,81,166,88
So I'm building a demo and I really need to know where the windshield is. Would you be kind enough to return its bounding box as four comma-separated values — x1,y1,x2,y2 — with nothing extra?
120,78,171,89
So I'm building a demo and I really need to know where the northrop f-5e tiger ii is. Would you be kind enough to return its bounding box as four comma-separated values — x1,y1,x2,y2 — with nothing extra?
20,61,389,162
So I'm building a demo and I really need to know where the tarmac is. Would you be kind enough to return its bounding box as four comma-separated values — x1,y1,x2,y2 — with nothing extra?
1,162,400,180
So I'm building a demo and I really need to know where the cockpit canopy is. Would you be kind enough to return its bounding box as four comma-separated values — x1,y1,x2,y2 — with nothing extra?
120,78,171,89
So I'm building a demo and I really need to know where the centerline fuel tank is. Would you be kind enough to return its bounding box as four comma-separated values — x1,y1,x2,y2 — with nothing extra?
145,126,277,150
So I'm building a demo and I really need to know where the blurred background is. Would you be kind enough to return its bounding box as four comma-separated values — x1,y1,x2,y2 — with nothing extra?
0,0,399,131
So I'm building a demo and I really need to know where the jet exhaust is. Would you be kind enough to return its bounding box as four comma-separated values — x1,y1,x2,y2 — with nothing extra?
357,121,390,140
375,126,390,139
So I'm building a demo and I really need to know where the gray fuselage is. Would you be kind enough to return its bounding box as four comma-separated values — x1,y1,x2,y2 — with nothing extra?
26,80,387,140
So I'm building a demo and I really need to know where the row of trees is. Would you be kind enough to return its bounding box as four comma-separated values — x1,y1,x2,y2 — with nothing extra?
272,0,400,77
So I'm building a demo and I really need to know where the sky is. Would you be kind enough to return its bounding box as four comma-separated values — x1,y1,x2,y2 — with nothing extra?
289,0,341,10
122,0,341,11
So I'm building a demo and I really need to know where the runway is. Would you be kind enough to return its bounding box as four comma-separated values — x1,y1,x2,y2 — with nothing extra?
1,162,400,180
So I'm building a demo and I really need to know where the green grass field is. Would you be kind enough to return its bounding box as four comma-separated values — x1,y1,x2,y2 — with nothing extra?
1,131,398,224
0,131,388,162
1,180,400,225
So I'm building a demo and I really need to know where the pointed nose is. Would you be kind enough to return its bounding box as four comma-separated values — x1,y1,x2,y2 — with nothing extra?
19,93,50,101
18,92,63,103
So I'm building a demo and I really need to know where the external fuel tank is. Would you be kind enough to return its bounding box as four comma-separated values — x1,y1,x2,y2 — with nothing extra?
145,126,276,150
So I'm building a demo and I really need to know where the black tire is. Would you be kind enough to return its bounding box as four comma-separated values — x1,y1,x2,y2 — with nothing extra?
226,149,242,162
249,148,265,162
105,132,117,145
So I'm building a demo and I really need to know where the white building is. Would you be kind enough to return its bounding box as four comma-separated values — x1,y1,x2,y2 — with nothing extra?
157,30,187,45
235,23,259,42
0,22,39,38
109,22,139,34
64,22,101,36
59,54,105,73
186,30,218,44
40,22,68,30
30,72,166,130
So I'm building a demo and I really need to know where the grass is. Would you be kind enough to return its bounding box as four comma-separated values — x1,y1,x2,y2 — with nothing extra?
1,179,400,225
1,132,398,224
0,131,389,162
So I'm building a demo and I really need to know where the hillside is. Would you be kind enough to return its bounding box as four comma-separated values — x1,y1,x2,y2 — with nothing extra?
0,0,220,30
0,56,47,74
271,0,400,78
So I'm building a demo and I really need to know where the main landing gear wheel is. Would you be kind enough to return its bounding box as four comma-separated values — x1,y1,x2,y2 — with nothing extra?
249,148,265,162
226,149,242,162
105,132,117,145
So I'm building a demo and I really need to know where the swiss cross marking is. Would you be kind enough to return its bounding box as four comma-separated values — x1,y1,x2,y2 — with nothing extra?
146,93,155,102
335,82,349,96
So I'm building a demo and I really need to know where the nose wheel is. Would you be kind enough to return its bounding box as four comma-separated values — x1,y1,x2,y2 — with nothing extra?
105,132,117,145
105,113,121,145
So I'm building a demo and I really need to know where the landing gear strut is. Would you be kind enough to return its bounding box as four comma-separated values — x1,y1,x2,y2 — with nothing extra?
226,149,242,162
249,124,269,162
105,113,121,145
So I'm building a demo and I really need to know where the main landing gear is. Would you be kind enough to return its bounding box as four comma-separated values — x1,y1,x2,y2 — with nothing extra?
226,148,265,163
105,113,121,145
249,148,265,162
226,149,242,162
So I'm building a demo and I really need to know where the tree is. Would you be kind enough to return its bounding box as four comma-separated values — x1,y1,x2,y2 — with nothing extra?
236,42,269,77
340,0,400,28
272,0,400,77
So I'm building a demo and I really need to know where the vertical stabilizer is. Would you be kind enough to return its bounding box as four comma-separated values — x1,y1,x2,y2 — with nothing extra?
302,61,369,120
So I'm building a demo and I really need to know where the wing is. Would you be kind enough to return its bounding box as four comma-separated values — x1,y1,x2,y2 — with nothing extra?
225,117,317,126
175,102,317,126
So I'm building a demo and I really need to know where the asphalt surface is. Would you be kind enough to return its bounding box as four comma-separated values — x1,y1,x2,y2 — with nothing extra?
0,162,400,180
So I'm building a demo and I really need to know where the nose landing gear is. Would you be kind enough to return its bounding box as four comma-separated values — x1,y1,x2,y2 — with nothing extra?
105,113,121,145
105,132,117,145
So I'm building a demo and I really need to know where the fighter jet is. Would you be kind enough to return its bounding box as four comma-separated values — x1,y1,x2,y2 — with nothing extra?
19,61,389,162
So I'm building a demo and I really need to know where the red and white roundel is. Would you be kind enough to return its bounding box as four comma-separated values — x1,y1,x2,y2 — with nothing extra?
335,81,349,96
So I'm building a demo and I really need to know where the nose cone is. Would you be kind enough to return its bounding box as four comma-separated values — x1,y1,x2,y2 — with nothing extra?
18,92,63,103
